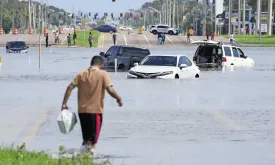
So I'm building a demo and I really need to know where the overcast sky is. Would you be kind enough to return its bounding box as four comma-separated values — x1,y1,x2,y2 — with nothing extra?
45,0,152,14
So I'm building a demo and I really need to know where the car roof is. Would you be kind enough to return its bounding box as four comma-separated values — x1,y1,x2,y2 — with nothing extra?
191,40,233,47
7,40,25,42
120,45,149,50
148,54,187,57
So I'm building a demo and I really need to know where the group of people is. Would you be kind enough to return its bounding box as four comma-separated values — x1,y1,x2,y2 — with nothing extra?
157,32,166,45
67,32,78,46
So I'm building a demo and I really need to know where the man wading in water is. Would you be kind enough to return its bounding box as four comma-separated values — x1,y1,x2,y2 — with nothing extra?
61,56,123,155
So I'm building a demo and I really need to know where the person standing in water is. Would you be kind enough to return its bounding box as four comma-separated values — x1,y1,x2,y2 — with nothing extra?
61,55,123,155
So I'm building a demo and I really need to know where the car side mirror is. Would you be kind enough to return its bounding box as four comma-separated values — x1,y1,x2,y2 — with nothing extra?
179,64,187,69
99,52,105,56
133,63,139,67
26,46,29,49
104,54,110,58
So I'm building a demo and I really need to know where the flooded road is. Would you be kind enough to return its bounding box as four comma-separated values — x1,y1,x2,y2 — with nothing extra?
0,47,275,165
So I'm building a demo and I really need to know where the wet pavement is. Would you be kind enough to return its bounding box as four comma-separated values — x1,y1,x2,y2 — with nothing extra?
0,47,275,165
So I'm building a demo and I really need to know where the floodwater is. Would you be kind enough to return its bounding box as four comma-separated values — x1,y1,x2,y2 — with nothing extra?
0,47,275,165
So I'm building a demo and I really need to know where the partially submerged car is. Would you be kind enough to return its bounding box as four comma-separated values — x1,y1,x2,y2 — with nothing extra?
6,40,29,53
127,54,200,79
191,40,254,68
100,45,150,71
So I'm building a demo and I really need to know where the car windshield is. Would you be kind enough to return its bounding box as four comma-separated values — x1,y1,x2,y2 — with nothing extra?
9,42,26,48
140,56,177,66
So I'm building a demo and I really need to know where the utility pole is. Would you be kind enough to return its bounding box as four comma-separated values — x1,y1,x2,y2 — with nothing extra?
238,0,241,34
256,0,261,34
204,0,207,36
169,0,172,27
12,0,15,29
259,1,262,43
32,3,36,33
38,4,43,70
172,0,176,27
267,0,273,35
242,0,245,35
29,0,31,29
177,2,179,29
228,0,232,34
0,0,4,28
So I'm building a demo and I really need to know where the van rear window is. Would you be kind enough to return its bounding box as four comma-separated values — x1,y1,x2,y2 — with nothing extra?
224,46,232,57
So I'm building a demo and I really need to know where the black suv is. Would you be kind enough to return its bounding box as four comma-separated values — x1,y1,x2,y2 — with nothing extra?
100,46,150,71
6,40,29,53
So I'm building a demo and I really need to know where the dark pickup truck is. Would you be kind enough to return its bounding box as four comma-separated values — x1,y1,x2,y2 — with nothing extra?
100,45,150,71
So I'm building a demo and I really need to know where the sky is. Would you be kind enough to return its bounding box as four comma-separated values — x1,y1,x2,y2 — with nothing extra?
46,0,152,15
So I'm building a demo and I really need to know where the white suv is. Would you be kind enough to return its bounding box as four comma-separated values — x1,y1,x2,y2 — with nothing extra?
150,25,179,35
191,40,254,68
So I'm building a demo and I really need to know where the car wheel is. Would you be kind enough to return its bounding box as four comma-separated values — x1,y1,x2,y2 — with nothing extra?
152,31,157,35
168,31,174,35
175,74,179,79
195,74,199,78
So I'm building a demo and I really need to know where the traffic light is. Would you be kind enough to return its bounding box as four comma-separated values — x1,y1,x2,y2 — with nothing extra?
72,14,74,19
111,13,113,19
120,13,123,17
81,12,83,16
89,12,91,16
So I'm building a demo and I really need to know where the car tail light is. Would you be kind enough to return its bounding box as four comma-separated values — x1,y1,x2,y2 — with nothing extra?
222,57,227,62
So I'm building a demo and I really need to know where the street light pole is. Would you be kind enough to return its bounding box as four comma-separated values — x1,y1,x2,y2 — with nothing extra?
238,0,241,34
29,0,31,29
242,0,246,35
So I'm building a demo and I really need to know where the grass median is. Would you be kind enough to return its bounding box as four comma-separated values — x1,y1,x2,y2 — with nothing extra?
222,34,275,47
0,143,110,165
75,30,100,48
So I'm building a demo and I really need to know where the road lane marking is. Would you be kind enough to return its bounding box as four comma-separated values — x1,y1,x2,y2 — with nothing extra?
166,36,173,44
20,109,48,144
121,34,127,45
143,34,151,48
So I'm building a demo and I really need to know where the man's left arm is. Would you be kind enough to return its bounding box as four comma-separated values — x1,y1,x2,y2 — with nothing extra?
61,74,79,110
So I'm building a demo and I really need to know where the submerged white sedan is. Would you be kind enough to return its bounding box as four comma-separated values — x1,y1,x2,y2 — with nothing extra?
127,54,200,79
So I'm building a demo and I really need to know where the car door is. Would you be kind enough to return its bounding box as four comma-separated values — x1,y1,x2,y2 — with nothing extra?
232,47,242,66
237,48,247,66
157,26,164,33
222,46,234,66
178,56,192,78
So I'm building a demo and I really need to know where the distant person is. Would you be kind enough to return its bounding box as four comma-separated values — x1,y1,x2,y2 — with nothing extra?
157,33,162,45
45,33,49,47
161,33,166,45
67,33,72,46
206,32,210,40
187,32,191,43
112,33,117,45
55,31,59,43
89,32,93,47
229,33,234,44
61,55,123,155
211,32,214,40
73,32,77,46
